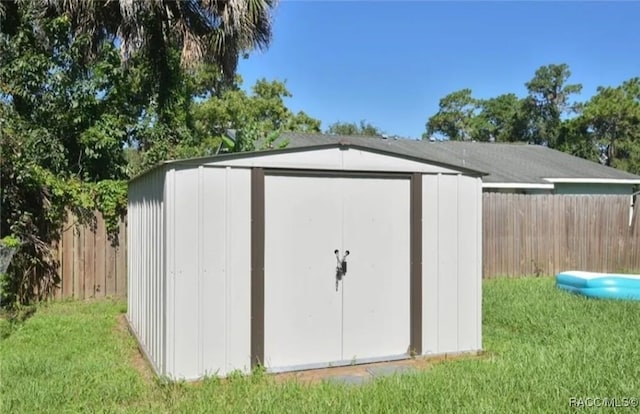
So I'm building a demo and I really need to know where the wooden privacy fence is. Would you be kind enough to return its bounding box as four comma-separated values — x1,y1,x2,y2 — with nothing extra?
51,194,640,298
52,212,127,299
483,193,640,278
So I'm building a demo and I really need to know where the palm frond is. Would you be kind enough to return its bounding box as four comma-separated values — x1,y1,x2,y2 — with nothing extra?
40,0,276,67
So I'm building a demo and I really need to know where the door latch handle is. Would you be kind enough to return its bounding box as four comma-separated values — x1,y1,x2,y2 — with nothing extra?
335,249,350,290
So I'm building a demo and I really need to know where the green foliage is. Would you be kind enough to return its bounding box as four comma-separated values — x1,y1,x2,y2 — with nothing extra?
474,94,527,142
221,127,282,153
424,90,529,142
0,4,318,307
554,116,600,162
326,120,383,136
422,63,640,176
0,7,131,306
93,180,128,237
523,63,582,146
287,111,322,133
1,126,127,305
0,236,21,306
426,89,479,141
0,235,20,249
192,77,321,155
0,11,139,181
579,78,640,172
525,64,582,114
1,0,277,99
425,66,583,145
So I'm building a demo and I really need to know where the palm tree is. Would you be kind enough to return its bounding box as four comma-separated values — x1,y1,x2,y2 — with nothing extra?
2,0,275,84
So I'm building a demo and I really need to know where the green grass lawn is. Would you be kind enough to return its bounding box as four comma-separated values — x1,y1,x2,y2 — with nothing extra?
2,277,640,413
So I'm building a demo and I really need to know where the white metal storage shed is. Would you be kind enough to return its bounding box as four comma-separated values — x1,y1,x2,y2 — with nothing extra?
127,139,485,381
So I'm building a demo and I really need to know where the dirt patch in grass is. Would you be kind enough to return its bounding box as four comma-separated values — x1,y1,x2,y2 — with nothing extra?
115,313,156,384
272,351,485,385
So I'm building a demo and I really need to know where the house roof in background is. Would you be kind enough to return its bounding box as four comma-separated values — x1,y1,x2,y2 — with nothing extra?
277,133,640,185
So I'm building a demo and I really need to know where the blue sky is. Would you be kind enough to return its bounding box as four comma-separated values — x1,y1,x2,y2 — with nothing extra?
237,1,640,139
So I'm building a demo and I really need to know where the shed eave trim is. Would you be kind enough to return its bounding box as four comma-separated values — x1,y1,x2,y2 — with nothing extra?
482,182,555,189
543,178,640,185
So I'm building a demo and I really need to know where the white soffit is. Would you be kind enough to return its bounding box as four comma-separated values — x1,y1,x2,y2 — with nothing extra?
482,182,555,189
543,178,640,184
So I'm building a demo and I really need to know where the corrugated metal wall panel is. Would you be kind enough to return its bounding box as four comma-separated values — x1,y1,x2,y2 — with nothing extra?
155,170,166,374
200,168,228,376
456,176,481,351
166,166,251,380
127,180,135,345
165,168,176,376
421,175,440,355
127,167,166,377
421,174,482,356
435,174,460,352
476,176,483,350
172,167,201,379
143,178,148,361
222,168,251,375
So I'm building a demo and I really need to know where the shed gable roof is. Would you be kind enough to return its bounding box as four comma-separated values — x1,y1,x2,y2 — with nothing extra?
138,140,486,179
278,133,640,185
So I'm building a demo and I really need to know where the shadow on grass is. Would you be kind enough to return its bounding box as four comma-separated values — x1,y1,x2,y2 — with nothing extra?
0,305,37,339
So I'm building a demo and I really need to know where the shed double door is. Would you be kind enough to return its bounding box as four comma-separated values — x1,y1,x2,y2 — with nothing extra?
264,174,411,371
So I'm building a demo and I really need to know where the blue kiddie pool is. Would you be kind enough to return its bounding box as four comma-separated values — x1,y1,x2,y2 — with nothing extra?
556,271,640,300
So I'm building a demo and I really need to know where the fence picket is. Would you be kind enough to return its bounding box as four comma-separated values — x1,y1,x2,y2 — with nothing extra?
482,193,640,277
49,194,640,299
